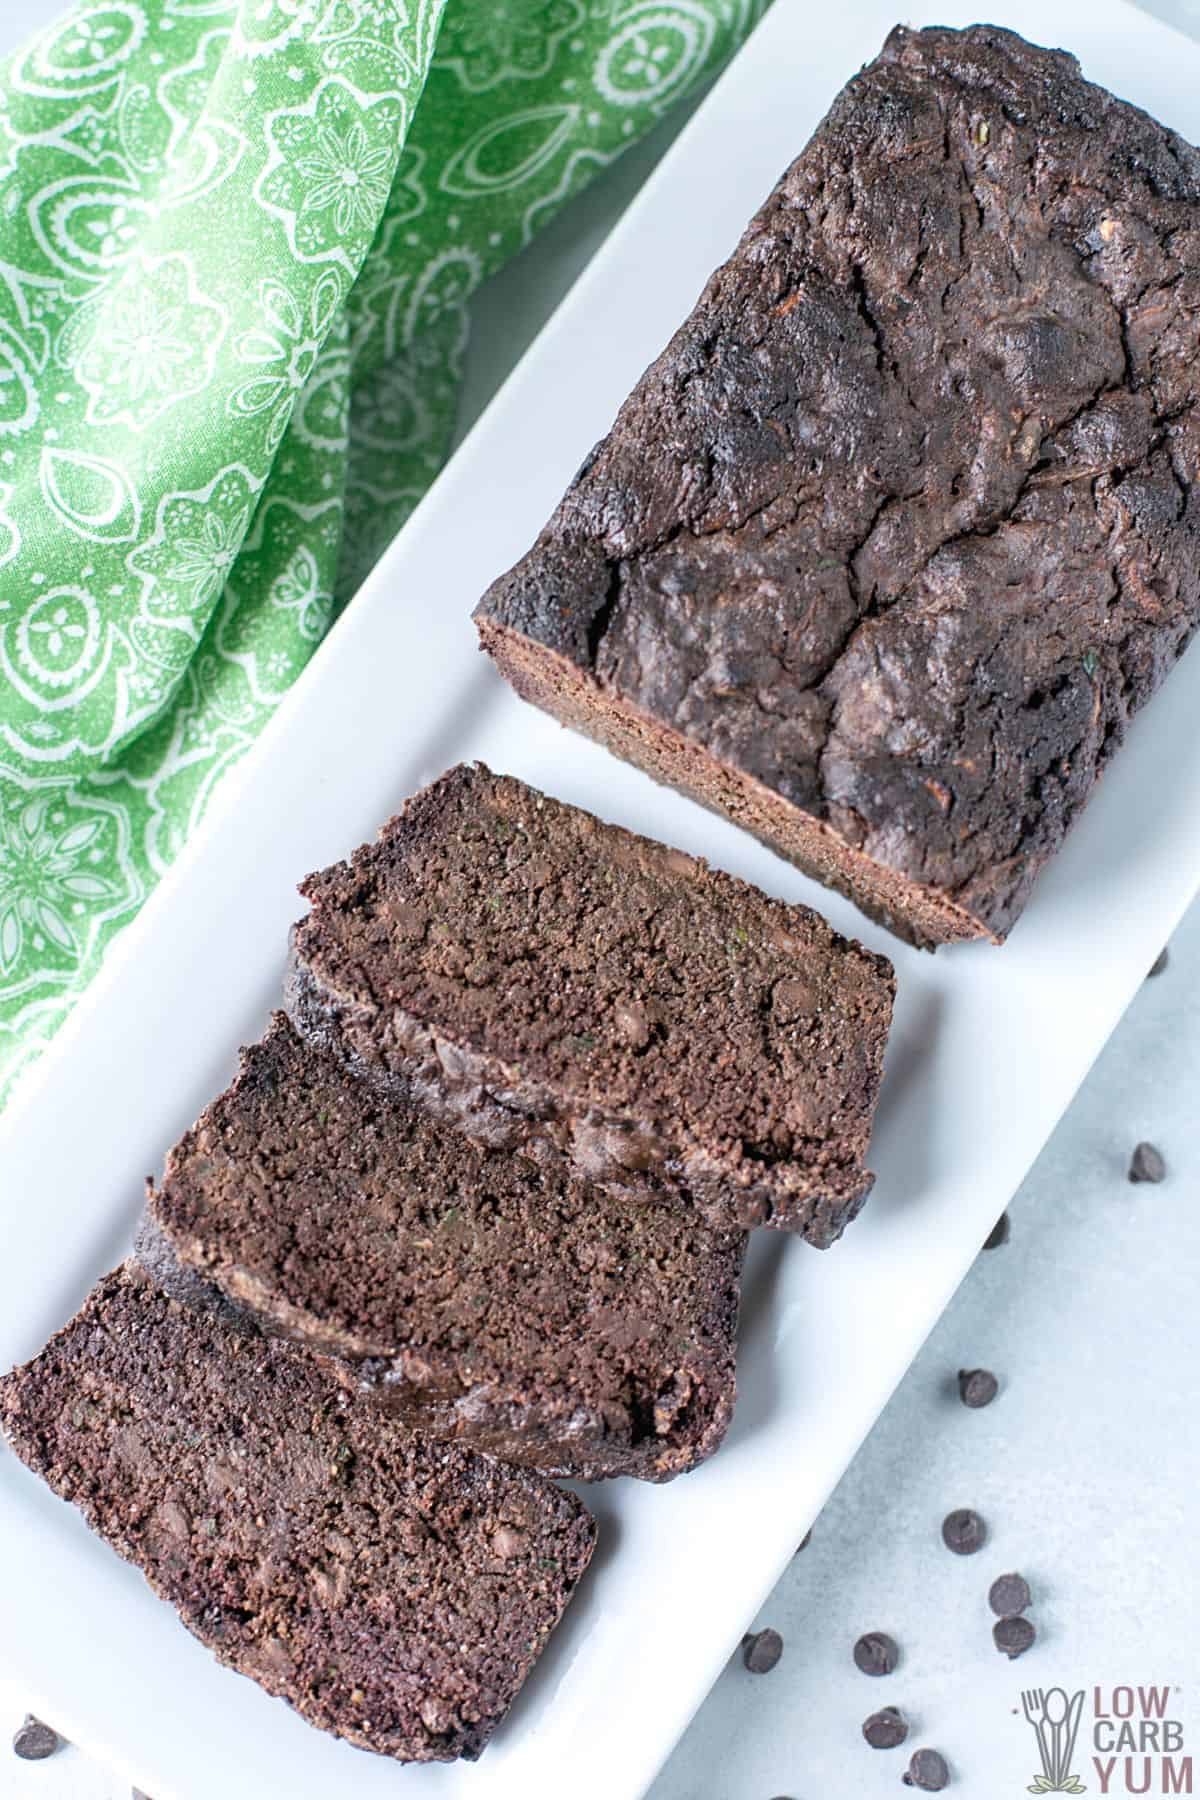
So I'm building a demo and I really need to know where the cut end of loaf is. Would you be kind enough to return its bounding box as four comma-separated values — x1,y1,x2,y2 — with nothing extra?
474,612,993,951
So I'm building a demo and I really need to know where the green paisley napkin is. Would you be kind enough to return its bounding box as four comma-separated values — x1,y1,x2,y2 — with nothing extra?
0,0,767,1102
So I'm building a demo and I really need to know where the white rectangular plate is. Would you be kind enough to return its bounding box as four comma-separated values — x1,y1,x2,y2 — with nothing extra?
3,2,1200,1796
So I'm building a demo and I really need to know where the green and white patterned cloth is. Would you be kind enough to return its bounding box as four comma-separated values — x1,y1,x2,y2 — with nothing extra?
0,0,767,1103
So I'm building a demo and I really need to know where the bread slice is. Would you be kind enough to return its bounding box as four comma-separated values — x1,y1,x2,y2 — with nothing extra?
0,1264,595,1763
287,763,894,1245
147,1013,743,1482
474,24,1200,947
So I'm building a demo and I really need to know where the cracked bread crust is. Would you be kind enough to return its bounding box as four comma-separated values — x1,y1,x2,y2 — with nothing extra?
475,23,1200,945
0,1264,595,1764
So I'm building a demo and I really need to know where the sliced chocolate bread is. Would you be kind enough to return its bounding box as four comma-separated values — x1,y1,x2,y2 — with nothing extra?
287,763,894,1245
146,1013,742,1482
0,1264,595,1763
474,24,1200,947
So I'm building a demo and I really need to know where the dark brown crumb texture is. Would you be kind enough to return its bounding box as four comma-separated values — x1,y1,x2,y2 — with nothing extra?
287,762,894,1244
474,23,1200,947
148,1013,743,1482
0,1265,595,1764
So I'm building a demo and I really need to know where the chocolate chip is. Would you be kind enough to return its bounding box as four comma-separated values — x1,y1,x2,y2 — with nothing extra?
957,1368,998,1409
1148,946,1169,978
994,1615,1036,1659
1129,1142,1166,1184
988,1572,1032,1617
863,1706,908,1748
942,1509,986,1555
853,1631,899,1675
773,978,818,1022
983,1213,1009,1250
613,1002,651,1049
742,1628,783,1674
12,1717,59,1761
904,1747,950,1789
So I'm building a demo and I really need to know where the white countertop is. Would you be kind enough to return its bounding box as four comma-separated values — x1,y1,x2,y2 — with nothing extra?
2,2,1197,1794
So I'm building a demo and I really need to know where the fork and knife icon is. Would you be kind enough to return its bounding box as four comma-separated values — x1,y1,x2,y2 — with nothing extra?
1021,1687,1087,1794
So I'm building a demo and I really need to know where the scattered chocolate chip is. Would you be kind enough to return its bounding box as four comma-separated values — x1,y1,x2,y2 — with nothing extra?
994,1615,1036,1659
904,1747,950,1790
853,1631,899,1676
863,1706,909,1749
742,1627,783,1674
1129,1142,1166,1184
1148,946,1169,978
942,1509,986,1555
795,1529,812,1554
988,1572,1032,1617
983,1213,1010,1250
12,1717,59,1761
957,1368,999,1409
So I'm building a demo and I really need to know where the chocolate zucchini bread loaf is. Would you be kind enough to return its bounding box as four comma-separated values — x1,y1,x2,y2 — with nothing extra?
475,23,1200,947
147,1013,743,1482
287,763,894,1244
0,1264,595,1763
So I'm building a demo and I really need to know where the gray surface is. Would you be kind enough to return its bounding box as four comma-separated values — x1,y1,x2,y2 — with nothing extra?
1,1,1198,1795
651,911,1199,1797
